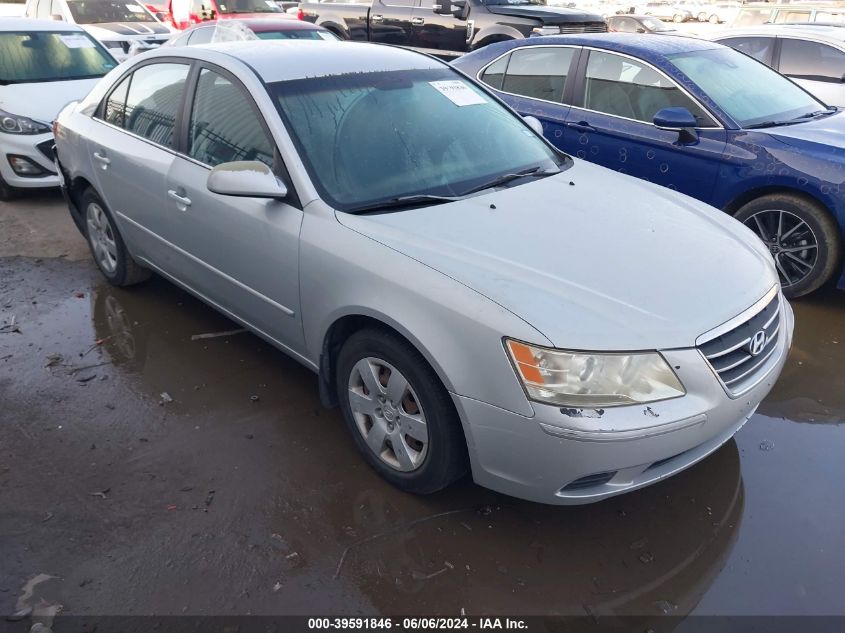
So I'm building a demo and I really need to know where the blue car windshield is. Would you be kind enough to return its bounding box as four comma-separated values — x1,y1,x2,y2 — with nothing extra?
270,68,564,212
668,47,825,128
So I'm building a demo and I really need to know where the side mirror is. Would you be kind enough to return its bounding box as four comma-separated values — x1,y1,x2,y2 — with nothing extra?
207,161,288,199
50,13,64,20
523,115,544,136
653,107,698,143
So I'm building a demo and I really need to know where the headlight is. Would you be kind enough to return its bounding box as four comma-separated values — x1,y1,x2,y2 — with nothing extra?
531,26,560,36
0,109,51,135
505,339,685,407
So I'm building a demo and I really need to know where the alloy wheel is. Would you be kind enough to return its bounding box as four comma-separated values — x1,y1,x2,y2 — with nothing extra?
86,202,118,274
743,209,819,288
347,357,429,472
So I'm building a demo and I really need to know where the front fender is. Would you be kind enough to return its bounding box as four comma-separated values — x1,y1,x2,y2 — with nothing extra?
470,24,524,49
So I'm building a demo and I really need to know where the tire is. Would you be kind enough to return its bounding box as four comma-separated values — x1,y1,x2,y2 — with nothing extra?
697,12,707,22
335,328,468,494
709,14,720,24
0,174,19,202
81,188,151,287
734,193,842,298
673,13,684,23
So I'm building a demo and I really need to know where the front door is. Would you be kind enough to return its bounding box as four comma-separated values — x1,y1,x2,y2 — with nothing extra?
410,0,468,55
369,0,416,46
85,61,191,266
563,49,726,202
164,66,304,349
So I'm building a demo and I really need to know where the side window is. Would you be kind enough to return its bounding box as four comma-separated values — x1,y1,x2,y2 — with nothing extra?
124,63,190,148
188,26,215,44
780,39,845,83
49,0,61,17
188,69,274,167
479,53,509,91
773,10,810,23
614,18,637,33
719,36,775,66
500,47,575,103
583,51,713,126
382,0,415,6
36,0,50,19
101,74,131,127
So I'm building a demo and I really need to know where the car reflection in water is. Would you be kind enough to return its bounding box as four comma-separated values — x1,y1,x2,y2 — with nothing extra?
91,278,744,627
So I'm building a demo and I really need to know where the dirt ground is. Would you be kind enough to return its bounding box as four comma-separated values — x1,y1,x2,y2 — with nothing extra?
1,191,844,626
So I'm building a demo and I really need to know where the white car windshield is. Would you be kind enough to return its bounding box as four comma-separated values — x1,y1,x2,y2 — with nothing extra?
668,47,825,127
270,68,565,212
217,0,282,14
0,30,116,83
66,0,155,23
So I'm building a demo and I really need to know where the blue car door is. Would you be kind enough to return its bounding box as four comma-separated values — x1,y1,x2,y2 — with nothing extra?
475,45,580,147
561,49,727,202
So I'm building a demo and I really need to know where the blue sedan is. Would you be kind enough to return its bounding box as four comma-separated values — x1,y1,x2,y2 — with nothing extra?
453,34,845,298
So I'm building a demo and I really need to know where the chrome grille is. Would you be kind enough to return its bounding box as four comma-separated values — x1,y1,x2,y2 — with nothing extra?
699,292,781,395
559,23,608,34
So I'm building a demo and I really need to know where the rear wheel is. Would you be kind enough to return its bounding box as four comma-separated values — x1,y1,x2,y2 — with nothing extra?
673,13,684,22
336,328,467,494
734,194,841,298
709,13,720,23
82,188,151,287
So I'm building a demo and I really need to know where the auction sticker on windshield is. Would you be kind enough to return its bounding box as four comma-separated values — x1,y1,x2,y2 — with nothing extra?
58,34,95,48
429,80,487,106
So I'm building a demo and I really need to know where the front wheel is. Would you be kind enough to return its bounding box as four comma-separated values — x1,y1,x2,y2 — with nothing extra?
336,328,467,494
673,13,684,23
0,174,19,202
708,14,720,23
82,188,151,287
734,194,842,298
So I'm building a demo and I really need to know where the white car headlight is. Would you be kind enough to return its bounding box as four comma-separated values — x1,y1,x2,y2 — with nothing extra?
505,339,685,407
0,109,51,135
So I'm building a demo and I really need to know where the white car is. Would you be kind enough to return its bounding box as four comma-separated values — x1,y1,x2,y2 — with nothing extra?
712,25,845,107
22,0,174,61
0,18,117,199
0,0,25,16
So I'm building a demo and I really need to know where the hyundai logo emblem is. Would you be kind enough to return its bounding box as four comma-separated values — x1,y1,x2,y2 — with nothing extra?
749,330,767,356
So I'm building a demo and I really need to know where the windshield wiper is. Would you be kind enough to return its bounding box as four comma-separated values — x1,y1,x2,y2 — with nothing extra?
745,119,803,130
792,108,837,121
458,165,559,196
346,194,461,215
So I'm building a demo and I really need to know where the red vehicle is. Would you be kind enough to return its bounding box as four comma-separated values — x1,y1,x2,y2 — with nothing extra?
167,0,286,30
164,17,340,45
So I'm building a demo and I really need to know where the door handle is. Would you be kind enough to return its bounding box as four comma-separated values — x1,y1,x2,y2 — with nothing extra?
167,189,192,207
371,13,384,22
411,16,424,24
93,151,110,169
566,121,596,133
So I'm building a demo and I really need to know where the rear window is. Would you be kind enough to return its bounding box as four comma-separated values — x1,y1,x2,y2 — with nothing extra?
255,29,339,40
0,31,116,84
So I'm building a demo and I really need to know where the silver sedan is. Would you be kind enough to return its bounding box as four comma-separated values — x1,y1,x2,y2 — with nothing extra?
54,40,792,504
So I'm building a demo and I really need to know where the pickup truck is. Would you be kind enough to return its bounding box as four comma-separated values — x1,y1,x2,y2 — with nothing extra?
298,0,607,57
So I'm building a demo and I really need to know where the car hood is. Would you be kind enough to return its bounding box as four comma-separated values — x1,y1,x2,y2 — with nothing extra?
764,111,845,149
82,22,172,36
337,161,777,351
485,5,603,23
0,78,101,124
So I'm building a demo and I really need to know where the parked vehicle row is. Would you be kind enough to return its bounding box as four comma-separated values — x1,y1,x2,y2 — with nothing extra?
297,0,607,58
452,34,845,297
52,39,792,505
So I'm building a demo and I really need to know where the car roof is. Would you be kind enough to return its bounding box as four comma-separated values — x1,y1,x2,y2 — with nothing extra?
495,33,721,55
145,40,445,82
0,17,85,32
713,24,845,43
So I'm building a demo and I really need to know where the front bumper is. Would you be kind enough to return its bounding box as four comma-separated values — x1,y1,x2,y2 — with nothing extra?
0,131,59,189
454,300,794,505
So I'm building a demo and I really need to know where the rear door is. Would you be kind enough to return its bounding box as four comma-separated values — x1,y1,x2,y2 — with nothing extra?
475,45,580,148
86,60,191,266
776,38,845,106
369,0,416,45
164,65,304,348
563,49,726,202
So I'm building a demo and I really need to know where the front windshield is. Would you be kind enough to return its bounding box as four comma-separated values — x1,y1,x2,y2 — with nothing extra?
667,47,825,127
256,29,339,40
0,31,115,84
217,0,282,14
641,16,672,31
66,0,155,23
270,68,564,211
